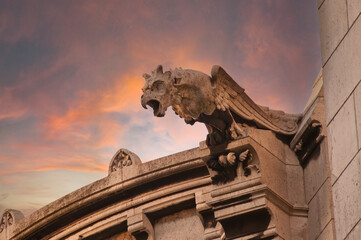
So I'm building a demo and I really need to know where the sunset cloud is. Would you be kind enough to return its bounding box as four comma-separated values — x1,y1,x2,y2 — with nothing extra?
0,0,321,215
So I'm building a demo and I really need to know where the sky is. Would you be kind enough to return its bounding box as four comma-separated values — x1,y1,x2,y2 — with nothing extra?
0,0,321,216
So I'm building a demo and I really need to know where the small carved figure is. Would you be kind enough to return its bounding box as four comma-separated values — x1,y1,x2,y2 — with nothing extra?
141,65,300,146
239,149,259,177
207,149,258,184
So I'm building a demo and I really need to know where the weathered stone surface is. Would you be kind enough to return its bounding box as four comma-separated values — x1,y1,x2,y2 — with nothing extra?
317,220,336,240
323,19,361,123
273,237,285,240
319,2,361,239
318,0,326,9
286,165,305,206
249,128,291,164
345,221,361,240
255,143,288,202
108,232,136,240
303,141,329,203
347,0,361,27
284,143,300,166
355,82,361,150
332,151,361,240
307,180,333,240
289,216,307,240
327,95,358,182
154,208,204,240
318,0,348,65
303,69,323,112
265,200,291,240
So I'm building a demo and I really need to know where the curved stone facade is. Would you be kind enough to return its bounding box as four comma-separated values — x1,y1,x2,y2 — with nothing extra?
1,126,310,240
0,66,332,240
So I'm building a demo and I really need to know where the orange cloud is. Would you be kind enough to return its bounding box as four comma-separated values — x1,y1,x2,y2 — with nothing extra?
0,0,321,215
44,75,143,146
0,152,108,175
0,87,27,120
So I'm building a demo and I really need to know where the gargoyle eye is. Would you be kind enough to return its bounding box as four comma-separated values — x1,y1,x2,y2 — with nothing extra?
152,80,166,94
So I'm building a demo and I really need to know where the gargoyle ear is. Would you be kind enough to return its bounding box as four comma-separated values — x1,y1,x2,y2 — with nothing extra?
143,73,151,79
164,71,171,79
156,65,163,75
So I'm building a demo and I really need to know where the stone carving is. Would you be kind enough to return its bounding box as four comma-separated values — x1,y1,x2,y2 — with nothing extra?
141,65,300,146
239,149,260,177
109,149,142,174
207,149,259,184
290,120,324,165
0,210,24,233
0,216,4,233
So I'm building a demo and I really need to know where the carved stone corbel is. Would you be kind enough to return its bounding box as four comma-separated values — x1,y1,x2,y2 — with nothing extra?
290,119,324,165
127,212,154,240
205,148,260,184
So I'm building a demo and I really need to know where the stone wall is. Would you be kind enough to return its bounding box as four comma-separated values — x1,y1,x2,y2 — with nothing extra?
293,72,336,240
318,0,361,239
0,128,308,240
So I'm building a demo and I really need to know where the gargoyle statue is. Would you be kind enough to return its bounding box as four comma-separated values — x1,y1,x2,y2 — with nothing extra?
141,65,300,146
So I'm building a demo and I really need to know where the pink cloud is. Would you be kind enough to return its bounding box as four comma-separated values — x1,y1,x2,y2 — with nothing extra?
0,0,321,214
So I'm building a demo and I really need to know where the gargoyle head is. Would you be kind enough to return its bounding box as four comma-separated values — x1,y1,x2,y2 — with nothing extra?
141,65,175,117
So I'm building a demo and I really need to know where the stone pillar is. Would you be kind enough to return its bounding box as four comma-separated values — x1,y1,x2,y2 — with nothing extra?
195,191,225,240
318,0,361,239
127,210,154,240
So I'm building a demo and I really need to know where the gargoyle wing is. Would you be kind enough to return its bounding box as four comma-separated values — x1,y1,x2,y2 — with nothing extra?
211,65,300,135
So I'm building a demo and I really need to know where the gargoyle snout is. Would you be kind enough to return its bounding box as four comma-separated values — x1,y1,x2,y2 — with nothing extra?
141,94,148,109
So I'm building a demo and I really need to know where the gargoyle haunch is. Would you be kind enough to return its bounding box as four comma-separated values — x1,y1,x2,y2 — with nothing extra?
141,65,300,146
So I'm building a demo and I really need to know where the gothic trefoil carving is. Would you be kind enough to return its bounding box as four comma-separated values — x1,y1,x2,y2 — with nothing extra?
0,212,13,233
112,151,132,171
0,210,24,233
108,148,142,174
207,149,259,184
0,215,5,233
141,65,300,146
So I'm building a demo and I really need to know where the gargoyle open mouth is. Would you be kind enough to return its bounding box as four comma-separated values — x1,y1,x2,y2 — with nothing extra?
145,100,164,117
